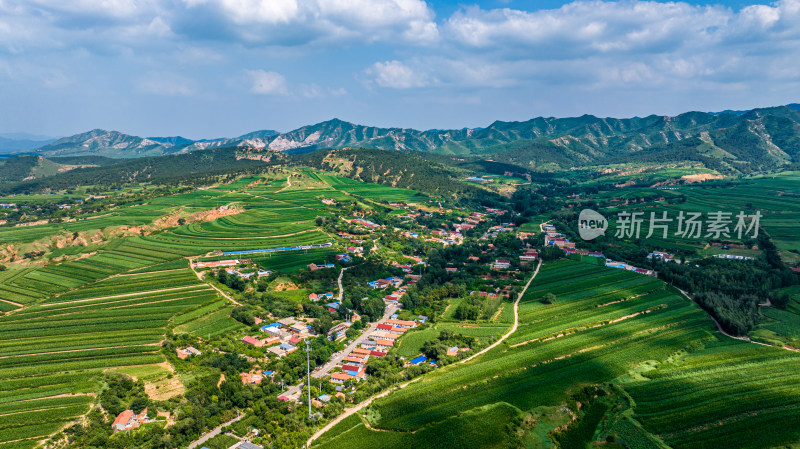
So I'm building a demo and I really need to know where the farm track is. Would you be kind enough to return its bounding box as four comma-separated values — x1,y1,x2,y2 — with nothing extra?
676,288,771,346
0,298,23,308
187,413,243,449
190,265,241,307
115,268,188,277
307,255,544,447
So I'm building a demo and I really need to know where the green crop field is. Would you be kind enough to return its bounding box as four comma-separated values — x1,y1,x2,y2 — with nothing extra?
0,267,219,448
582,172,800,256
252,247,340,273
313,260,800,449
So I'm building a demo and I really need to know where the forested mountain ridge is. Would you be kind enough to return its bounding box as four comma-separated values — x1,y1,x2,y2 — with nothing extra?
31,129,281,158
0,148,285,194
8,104,800,173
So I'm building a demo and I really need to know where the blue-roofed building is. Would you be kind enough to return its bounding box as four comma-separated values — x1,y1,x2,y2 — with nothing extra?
326,303,340,310
391,313,399,319
409,355,427,365
319,394,331,403
263,370,274,376
279,343,294,351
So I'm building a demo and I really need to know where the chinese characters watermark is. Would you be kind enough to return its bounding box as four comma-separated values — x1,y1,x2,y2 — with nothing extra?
579,209,761,241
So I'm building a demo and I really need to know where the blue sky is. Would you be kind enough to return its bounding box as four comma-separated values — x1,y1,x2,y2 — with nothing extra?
1,0,798,139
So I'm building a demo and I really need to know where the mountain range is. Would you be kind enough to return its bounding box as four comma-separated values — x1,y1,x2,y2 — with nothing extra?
4,103,800,174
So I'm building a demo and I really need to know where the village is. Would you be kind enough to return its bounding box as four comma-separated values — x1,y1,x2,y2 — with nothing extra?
103,201,554,449
95,197,705,449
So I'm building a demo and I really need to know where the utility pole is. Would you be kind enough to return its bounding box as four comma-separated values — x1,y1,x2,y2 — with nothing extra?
305,339,312,419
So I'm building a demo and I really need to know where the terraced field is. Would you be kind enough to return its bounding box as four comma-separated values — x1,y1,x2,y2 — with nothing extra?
173,298,244,337
0,172,356,447
0,268,218,449
313,260,800,449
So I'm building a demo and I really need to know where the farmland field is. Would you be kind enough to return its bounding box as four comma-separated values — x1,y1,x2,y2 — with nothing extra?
583,172,800,256
313,260,800,448
0,267,219,448
0,171,375,447
252,247,340,273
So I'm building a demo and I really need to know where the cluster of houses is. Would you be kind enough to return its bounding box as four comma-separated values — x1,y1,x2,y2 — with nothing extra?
307,262,335,271
351,218,380,229
368,276,404,290
338,232,366,244
520,249,539,263
328,320,357,341
564,248,603,258
408,344,468,366
544,223,655,276
111,408,149,432
604,259,656,276
308,292,334,302
329,318,418,384
544,224,576,249
194,259,244,269
714,254,755,261
428,228,464,246
241,371,269,385
470,290,499,298
175,346,202,360
491,259,511,270
647,251,676,262
235,318,317,360
481,224,514,240
227,267,272,279
193,259,272,279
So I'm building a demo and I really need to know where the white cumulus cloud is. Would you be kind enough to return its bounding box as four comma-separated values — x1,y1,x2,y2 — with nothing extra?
247,69,289,95
365,60,429,89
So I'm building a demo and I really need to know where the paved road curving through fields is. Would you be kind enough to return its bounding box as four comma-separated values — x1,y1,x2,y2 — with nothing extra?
188,413,243,449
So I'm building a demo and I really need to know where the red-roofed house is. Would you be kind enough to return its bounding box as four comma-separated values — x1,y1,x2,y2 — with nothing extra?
385,319,416,328
376,323,392,331
374,339,394,349
112,410,134,432
240,372,263,385
112,408,148,432
242,336,263,347
330,372,353,384
492,260,511,269
370,350,387,357
343,356,367,365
